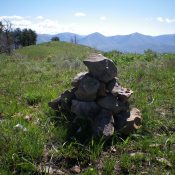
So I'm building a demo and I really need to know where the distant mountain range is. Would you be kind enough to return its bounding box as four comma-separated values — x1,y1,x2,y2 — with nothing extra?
37,32,175,53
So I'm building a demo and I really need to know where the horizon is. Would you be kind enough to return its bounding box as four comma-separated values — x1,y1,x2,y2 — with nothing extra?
1,0,175,36
38,31,175,37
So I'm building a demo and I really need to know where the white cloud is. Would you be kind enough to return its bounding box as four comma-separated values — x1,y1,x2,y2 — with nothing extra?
157,17,175,23
100,16,107,21
74,12,86,17
36,16,44,20
157,17,164,22
0,16,78,34
0,15,24,20
165,18,175,23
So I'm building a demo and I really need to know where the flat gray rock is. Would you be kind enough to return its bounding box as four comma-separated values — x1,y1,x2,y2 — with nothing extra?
107,78,133,101
93,109,114,137
83,54,117,83
75,75,100,101
71,100,100,118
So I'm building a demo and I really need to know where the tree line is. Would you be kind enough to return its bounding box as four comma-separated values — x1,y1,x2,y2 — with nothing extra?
0,20,37,54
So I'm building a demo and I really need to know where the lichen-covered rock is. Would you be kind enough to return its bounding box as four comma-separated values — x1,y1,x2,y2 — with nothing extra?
107,78,133,101
93,109,114,137
83,54,117,83
115,108,142,135
75,75,100,101
71,100,100,118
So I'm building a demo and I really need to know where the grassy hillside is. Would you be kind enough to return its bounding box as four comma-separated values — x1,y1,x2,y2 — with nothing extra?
0,42,175,174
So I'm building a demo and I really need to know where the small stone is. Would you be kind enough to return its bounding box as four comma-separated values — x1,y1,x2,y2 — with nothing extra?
14,124,28,132
24,115,32,122
83,54,117,83
149,144,161,148
93,109,114,137
97,94,119,113
44,166,54,174
110,146,117,153
71,72,88,87
130,152,144,157
75,75,100,101
156,157,172,167
71,100,100,118
56,169,65,175
70,165,81,174
14,124,24,129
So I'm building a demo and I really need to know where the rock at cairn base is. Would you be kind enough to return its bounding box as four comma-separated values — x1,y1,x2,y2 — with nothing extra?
71,100,100,118
93,109,114,137
83,54,117,83
115,108,142,135
48,53,142,138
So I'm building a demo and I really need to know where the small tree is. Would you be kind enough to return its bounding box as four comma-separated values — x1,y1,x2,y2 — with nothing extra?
70,35,78,44
20,28,37,46
0,20,14,54
51,36,60,41
13,28,22,49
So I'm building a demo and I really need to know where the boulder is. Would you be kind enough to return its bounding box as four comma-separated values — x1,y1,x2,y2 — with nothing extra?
71,100,100,118
97,82,107,97
97,94,119,113
93,109,114,137
71,72,88,87
115,108,142,135
60,88,76,112
48,88,76,112
83,54,117,83
106,77,120,92
75,75,100,101
48,97,61,110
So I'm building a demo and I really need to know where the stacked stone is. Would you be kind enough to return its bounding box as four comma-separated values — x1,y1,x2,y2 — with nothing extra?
49,54,141,137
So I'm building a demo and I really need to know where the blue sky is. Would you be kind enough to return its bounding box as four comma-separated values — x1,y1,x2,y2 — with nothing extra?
0,0,175,35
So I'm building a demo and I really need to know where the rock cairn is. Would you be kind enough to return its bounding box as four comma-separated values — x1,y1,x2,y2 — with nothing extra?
49,54,141,138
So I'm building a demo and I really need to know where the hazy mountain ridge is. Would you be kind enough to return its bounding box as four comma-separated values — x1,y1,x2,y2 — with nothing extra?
37,32,175,53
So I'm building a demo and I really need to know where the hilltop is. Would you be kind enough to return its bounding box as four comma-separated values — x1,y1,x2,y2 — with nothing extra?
0,42,175,174
37,32,175,53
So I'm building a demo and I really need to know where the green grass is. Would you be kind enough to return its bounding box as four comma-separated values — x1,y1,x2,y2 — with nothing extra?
0,42,175,174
